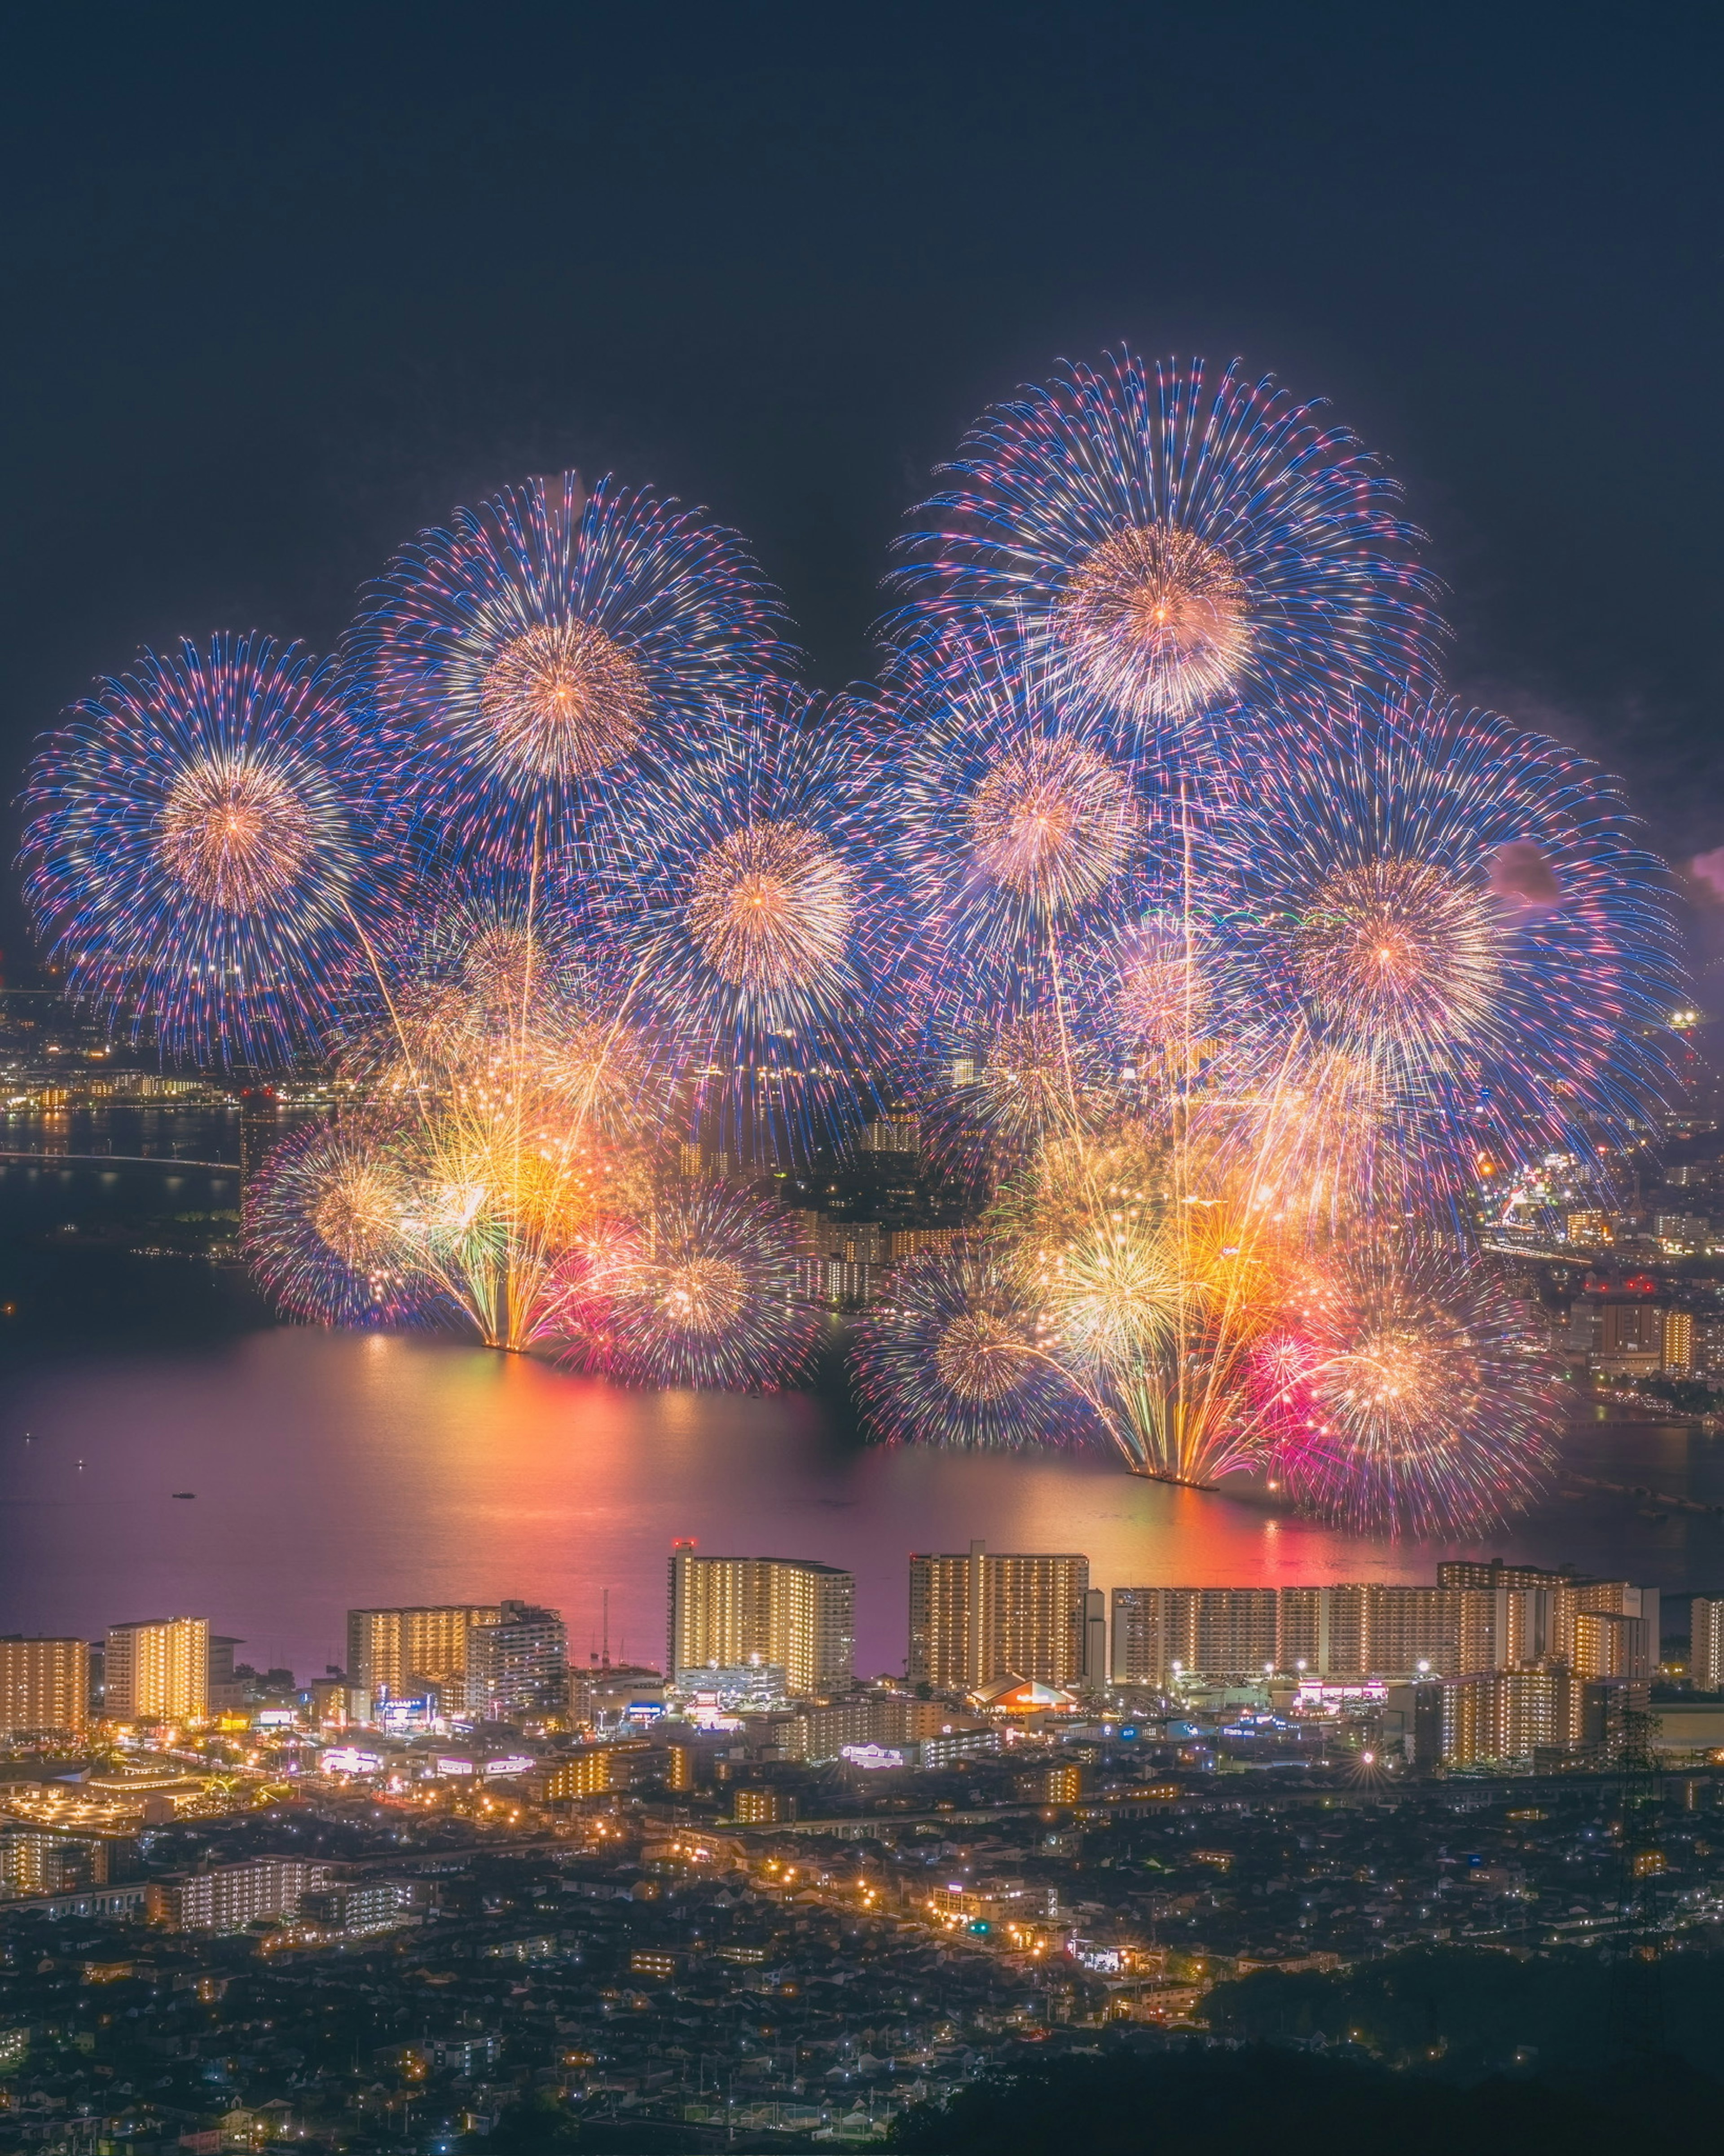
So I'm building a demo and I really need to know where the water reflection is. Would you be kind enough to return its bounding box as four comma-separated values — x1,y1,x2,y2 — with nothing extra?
3,1327,1720,1677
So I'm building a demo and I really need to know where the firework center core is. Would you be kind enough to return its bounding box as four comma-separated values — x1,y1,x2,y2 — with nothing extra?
1056,522,1250,718
1292,859,1502,1052
158,754,319,911
686,821,855,991
934,1309,1031,1402
967,738,1134,910
478,618,649,778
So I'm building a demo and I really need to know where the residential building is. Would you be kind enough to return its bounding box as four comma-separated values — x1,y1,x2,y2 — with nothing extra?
345,1605,501,1711
1112,1588,1279,1684
783,1692,965,1763
908,1542,1089,1692
147,1856,335,1933
1441,1667,1574,1767
104,1618,209,1722
858,1115,918,1155
465,1601,568,1719
299,1878,431,1935
1692,1596,1724,1691
0,1636,88,1738
668,1547,854,1698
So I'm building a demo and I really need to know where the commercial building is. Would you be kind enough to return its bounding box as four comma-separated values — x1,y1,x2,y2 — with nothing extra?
147,1856,335,1933
104,1618,209,1722
668,1547,854,1698
0,1636,88,1738
345,1604,501,1710
465,1601,568,1719
1691,1596,1724,1691
908,1542,1089,1692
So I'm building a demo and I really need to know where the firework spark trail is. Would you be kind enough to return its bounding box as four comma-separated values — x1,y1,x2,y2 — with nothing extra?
20,636,381,1066
889,352,1444,735
333,901,657,1349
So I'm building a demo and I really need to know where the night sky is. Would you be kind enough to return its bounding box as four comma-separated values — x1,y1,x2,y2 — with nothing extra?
3,4,1719,970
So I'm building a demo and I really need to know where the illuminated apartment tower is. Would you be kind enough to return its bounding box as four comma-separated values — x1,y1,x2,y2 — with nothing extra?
345,1605,501,1710
1441,1667,1573,1768
1111,1589,1278,1684
104,1617,209,1722
465,1602,568,1718
909,1542,1089,1692
0,1636,89,1738
1692,1597,1724,1692
668,1547,854,1698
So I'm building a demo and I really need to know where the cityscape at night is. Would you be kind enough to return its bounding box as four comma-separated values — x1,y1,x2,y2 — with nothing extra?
2,6,1723,2152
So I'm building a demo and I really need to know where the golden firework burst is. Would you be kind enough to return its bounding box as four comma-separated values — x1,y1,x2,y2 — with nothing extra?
477,617,649,778
157,755,317,910
1056,522,1250,719
1292,857,1502,1056
685,820,855,992
967,737,1135,913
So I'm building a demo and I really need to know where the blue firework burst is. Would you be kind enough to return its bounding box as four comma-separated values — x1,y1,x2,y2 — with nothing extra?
20,636,377,1067
344,470,793,876
891,352,1443,736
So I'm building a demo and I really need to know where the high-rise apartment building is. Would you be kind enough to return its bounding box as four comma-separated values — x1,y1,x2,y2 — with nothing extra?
1107,1569,1659,1689
1112,1588,1279,1684
465,1601,568,1718
668,1548,854,1698
0,1637,88,1738
908,1542,1089,1692
104,1618,209,1722
1441,1667,1574,1767
1692,1597,1724,1691
345,1605,501,1707
1109,1576,1616,1684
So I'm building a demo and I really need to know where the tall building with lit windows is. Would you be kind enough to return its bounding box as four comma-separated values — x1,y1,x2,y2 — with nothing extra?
104,1617,209,1722
345,1604,500,1708
1691,1597,1724,1691
909,1542,1089,1692
668,1547,853,1698
465,1601,568,1718
0,1636,89,1737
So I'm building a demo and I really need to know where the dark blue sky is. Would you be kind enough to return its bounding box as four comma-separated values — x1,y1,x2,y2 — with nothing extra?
3,2,1719,953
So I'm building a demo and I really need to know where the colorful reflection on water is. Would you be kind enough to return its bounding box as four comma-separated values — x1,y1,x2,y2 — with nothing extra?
4,1327,1722,1675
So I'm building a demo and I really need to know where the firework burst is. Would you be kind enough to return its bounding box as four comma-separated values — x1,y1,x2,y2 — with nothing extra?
590,685,895,1155
1257,1238,1561,1536
891,353,1443,731
345,471,791,873
21,636,375,1066
1212,691,1681,1170
561,1183,819,1390
243,1117,443,1328
850,1240,1090,1449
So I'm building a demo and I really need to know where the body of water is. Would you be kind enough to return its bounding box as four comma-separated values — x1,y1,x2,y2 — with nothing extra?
2,1325,1723,1676
0,1114,1722,1674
